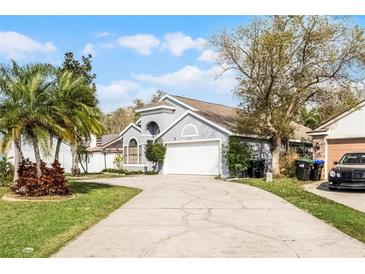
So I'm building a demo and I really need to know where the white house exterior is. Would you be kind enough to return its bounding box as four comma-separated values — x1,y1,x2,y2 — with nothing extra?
308,100,365,179
5,134,121,173
104,94,311,177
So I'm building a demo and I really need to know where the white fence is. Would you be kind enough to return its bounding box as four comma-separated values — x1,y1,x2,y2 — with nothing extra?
7,140,118,173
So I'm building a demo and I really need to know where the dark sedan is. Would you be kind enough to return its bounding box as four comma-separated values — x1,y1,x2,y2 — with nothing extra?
328,152,365,190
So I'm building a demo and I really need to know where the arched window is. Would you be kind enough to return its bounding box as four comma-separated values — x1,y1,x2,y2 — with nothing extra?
128,138,138,164
146,121,160,136
181,123,199,137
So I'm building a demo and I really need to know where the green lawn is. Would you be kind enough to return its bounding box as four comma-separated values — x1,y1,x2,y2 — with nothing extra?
0,182,141,258
66,172,130,181
236,178,365,244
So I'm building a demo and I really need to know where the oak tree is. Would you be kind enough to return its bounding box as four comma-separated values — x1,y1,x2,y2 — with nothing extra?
212,16,365,176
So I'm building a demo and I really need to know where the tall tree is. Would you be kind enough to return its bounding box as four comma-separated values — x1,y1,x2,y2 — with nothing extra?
0,62,63,178
52,71,104,176
0,61,55,181
212,16,365,176
57,52,104,175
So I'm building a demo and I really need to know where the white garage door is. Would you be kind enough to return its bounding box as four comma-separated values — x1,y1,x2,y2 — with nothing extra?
163,141,220,175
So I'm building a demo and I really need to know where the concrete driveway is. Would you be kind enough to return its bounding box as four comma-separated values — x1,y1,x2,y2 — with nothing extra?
55,175,365,257
304,182,365,213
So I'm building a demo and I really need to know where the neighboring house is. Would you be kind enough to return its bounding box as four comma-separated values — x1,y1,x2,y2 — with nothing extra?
104,94,311,177
308,100,365,179
5,134,121,173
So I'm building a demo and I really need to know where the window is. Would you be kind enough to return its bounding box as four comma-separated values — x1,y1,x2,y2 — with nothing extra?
128,139,138,164
139,145,142,164
146,121,160,136
181,124,199,137
123,146,127,164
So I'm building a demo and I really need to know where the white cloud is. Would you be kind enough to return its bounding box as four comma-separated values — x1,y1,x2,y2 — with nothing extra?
118,34,160,55
95,32,111,38
133,65,236,94
96,80,156,112
162,32,207,56
82,43,95,56
198,49,219,63
97,65,238,112
0,31,57,60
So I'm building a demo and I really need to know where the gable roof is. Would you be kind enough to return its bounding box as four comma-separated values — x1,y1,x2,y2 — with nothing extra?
155,110,233,140
169,95,240,133
309,100,365,133
136,101,176,113
164,94,311,141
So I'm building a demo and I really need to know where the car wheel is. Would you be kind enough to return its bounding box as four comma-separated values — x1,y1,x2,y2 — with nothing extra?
328,186,337,191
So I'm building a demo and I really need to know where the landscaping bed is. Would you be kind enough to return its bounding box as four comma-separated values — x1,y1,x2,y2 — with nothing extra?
0,181,141,257
235,178,365,244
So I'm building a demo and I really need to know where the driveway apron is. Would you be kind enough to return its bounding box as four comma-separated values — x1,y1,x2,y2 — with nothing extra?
55,175,365,257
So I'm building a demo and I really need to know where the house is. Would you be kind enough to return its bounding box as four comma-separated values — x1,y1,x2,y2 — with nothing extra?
308,100,365,179
104,94,311,177
5,134,122,173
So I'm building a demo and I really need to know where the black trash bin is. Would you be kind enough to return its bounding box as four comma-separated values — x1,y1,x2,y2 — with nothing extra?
295,159,313,181
247,159,266,178
310,160,325,181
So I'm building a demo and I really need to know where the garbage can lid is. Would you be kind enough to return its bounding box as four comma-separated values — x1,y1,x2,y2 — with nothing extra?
296,158,314,164
313,159,325,164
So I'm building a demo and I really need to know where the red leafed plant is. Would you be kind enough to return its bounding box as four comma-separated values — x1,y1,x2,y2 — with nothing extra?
11,159,70,196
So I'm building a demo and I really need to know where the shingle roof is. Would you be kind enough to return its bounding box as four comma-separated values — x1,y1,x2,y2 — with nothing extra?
170,95,311,141
171,95,240,133
97,134,120,147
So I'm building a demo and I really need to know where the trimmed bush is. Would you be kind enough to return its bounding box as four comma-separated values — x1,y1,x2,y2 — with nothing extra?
102,168,158,175
11,160,70,196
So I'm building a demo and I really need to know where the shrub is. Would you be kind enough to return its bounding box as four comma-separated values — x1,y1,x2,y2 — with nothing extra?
102,168,157,175
11,159,70,196
113,154,124,172
0,155,14,186
280,152,298,178
144,171,158,175
224,136,253,178
145,141,166,172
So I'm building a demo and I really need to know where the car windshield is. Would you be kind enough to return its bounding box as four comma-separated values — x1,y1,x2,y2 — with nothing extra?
340,153,365,165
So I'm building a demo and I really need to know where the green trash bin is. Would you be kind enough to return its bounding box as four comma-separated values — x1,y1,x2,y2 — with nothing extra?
295,159,313,181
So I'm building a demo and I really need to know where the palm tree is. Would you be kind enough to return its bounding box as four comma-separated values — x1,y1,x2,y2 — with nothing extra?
51,71,104,176
0,61,63,179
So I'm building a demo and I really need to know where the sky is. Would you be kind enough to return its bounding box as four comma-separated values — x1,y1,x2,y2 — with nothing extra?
1,16,365,113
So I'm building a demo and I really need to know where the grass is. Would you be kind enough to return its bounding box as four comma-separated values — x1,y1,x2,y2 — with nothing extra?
0,181,141,258
65,172,130,180
235,178,365,244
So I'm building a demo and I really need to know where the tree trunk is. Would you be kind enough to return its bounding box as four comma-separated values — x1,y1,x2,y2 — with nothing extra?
54,138,62,162
13,138,21,183
71,143,80,176
32,138,42,178
271,136,282,177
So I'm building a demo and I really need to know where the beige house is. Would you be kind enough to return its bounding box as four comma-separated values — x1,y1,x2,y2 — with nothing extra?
308,100,365,179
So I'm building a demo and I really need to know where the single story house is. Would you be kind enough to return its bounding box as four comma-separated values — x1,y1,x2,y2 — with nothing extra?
5,134,122,173
104,94,311,177
308,100,365,179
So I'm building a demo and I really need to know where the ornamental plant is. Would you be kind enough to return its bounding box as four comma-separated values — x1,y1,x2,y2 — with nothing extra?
0,155,14,186
145,140,166,172
11,159,69,196
113,154,124,174
224,136,253,178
